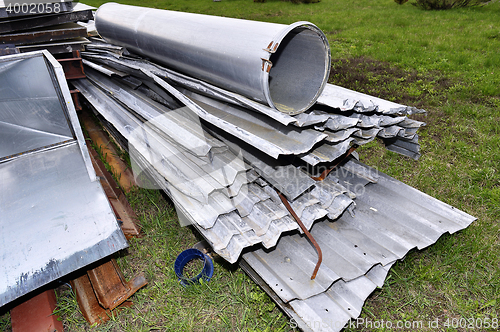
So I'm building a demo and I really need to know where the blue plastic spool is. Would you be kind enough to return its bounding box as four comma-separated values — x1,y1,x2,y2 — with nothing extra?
174,248,214,287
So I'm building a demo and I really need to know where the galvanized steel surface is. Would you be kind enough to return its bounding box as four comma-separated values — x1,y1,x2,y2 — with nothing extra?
77,75,357,263
81,54,299,126
81,50,424,161
94,3,331,114
82,57,328,159
285,263,394,332
0,142,128,306
0,51,127,306
384,135,421,159
0,54,73,159
242,159,476,304
317,83,426,116
240,259,393,332
183,90,328,159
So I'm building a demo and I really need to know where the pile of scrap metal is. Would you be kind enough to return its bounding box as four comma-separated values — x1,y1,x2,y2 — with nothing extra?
70,3,475,331
0,1,94,55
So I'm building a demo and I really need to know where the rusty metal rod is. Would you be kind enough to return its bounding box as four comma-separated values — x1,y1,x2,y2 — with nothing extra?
277,191,322,280
311,146,357,181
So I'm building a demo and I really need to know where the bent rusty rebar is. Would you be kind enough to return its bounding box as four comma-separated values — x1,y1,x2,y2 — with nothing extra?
311,146,357,181
277,191,322,280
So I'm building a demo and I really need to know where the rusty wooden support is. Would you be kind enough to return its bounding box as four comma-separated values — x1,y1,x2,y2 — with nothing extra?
70,89,82,111
71,273,115,326
80,110,137,192
70,271,133,326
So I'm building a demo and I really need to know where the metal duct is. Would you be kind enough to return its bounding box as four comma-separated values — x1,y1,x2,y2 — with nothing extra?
94,3,331,115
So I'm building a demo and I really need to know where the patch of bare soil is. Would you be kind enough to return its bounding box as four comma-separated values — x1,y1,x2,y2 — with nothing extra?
328,56,453,109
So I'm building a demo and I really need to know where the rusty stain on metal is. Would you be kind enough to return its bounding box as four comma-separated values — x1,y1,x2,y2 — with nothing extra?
277,191,322,280
263,41,279,53
263,41,274,52
260,58,273,72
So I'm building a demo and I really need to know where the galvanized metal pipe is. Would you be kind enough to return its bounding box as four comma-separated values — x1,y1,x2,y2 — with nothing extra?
95,3,331,115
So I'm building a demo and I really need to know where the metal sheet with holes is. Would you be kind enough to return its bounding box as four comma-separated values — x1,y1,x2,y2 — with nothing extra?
242,160,476,303
240,255,394,332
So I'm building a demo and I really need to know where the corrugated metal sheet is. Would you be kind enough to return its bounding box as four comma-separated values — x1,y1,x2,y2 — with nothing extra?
238,159,475,331
68,28,479,332
81,53,300,126
76,72,360,263
383,135,421,159
317,83,426,116
80,49,427,163
242,159,475,304
240,258,394,332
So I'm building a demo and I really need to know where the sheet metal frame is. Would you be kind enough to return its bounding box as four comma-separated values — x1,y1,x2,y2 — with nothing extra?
0,51,128,307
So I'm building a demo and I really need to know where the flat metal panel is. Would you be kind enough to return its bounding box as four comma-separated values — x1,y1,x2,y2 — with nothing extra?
0,51,126,306
0,142,128,306
0,121,72,159
0,54,74,159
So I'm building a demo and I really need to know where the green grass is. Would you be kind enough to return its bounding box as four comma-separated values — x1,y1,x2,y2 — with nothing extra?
51,188,289,332
2,0,500,331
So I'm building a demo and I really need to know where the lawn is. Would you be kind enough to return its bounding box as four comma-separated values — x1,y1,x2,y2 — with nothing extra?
1,0,499,331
